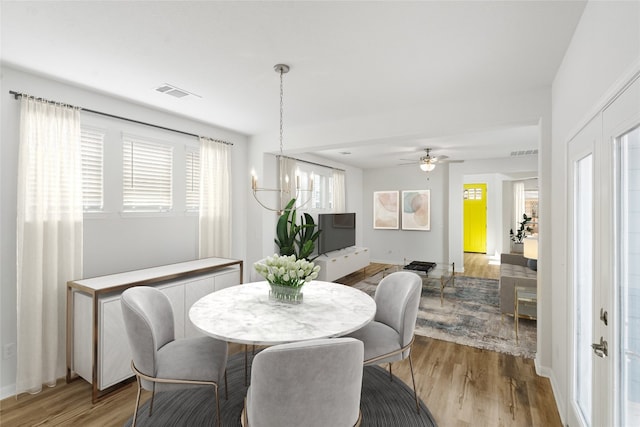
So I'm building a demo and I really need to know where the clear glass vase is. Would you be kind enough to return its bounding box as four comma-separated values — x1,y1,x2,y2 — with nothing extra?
268,283,304,304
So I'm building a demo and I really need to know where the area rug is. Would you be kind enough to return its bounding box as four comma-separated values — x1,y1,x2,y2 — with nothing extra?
124,353,437,427
353,272,537,359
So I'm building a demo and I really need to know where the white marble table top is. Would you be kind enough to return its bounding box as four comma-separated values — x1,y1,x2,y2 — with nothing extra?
189,280,376,345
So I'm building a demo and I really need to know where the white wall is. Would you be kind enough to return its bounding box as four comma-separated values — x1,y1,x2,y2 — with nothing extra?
0,66,249,397
362,164,447,265
550,0,640,423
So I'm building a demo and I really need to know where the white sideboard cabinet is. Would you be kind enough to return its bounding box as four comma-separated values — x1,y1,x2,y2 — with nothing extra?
315,247,369,282
67,257,243,402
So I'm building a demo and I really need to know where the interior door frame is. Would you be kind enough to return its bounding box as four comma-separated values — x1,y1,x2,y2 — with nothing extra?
566,115,599,427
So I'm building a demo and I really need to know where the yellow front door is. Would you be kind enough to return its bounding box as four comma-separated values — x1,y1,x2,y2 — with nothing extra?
463,183,487,253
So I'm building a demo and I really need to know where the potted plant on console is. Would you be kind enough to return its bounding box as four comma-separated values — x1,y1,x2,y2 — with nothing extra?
510,213,533,254
254,198,321,303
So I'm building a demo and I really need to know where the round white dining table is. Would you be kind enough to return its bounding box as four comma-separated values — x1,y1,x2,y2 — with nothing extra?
189,280,376,346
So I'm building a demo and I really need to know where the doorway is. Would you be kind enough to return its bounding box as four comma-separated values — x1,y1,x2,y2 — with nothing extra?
463,183,487,253
567,75,640,427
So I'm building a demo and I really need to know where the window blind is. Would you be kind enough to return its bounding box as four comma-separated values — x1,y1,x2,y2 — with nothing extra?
81,128,104,211
122,136,173,211
186,148,200,211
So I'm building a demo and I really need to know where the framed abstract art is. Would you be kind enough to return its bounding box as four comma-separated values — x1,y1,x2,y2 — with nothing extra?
373,191,399,229
401,190,430,231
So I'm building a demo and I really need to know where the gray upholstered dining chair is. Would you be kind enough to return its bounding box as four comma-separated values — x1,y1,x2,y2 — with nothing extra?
345,270,423,413
121,286,228,427
241,338,364,427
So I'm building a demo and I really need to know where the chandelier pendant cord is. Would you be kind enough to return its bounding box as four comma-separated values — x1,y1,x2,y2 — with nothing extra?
252,63,312,215
279,67,284,155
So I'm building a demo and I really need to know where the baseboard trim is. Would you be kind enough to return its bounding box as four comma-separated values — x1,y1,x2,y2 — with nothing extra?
535,357,566,426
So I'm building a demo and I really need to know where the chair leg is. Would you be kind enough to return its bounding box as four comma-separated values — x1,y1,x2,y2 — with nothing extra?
354,409,363,427
224,370,229,400
214,384,221,427
132,376,143,427
388,363,393,381
241,398,249,427
148,383,156,416
408,353,420,414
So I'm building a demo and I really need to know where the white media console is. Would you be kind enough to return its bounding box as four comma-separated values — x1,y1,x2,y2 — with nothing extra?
314,246,369,282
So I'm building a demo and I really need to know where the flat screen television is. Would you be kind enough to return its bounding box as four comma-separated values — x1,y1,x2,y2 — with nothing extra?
318,213,356,254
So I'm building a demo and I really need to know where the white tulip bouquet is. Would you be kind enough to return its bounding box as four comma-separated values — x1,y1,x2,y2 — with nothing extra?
254,254,320,288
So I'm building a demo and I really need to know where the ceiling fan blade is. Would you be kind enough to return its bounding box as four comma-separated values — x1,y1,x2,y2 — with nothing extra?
398,150,451,166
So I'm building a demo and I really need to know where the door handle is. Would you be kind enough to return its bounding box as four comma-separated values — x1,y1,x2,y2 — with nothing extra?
591,336,608,358
600,308,608,326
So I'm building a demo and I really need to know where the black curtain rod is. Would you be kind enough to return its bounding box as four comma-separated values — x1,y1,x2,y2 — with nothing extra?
277,154,345,173
9,90,233,146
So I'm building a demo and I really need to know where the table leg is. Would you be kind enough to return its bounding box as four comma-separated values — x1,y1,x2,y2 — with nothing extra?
514,291,519,343
244,345,248,386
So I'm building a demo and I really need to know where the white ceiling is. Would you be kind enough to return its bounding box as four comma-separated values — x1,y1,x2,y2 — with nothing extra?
0,1,586,169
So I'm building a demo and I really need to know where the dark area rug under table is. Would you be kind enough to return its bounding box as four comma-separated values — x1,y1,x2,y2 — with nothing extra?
124,353,438,427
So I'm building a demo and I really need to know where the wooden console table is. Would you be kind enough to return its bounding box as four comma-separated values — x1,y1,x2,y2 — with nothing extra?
66,257,243,402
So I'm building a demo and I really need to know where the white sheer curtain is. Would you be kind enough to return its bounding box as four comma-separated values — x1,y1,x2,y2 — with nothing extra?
332,169,346,212
16,97,83,394
199,137,232,258
513,181,525,230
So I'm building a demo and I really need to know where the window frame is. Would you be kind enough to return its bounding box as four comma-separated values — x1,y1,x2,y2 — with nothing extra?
121,134,174,213
294,162,334,213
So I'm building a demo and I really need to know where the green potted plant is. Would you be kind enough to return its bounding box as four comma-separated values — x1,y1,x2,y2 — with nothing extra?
274,198,321,261
510,213,533,253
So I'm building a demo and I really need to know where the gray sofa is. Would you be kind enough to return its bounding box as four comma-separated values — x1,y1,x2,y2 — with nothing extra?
499,253,537,316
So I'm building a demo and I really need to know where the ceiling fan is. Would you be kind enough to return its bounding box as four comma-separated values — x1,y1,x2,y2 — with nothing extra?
400,148,449,172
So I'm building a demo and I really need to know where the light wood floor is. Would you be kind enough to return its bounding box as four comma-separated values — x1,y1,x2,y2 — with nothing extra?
0,253,559,427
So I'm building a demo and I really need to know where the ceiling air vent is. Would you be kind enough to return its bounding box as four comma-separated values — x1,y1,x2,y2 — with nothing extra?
154,83,200,99
510,149,539,157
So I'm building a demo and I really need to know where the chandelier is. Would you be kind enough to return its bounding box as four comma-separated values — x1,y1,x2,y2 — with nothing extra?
251,64,312,214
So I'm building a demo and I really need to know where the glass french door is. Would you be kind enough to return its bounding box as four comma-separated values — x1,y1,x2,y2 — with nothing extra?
568,117,597,427
604,75,640,427
616,124,640,427
569,75,640,427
